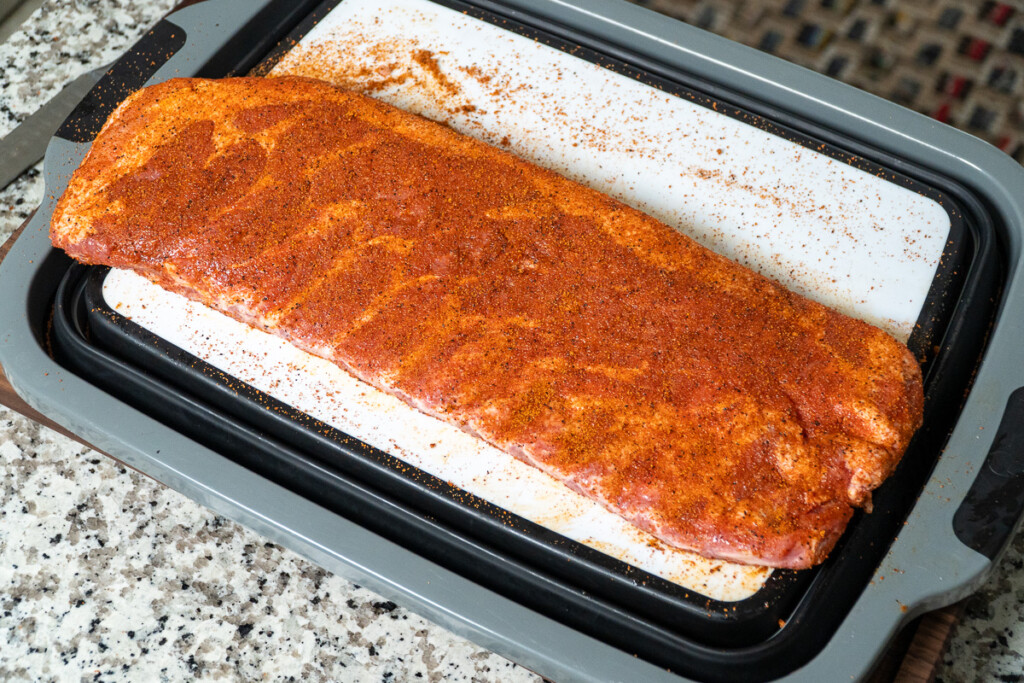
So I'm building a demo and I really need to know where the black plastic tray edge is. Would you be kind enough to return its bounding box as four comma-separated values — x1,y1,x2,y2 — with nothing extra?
52,263,783,681
83,268,801,645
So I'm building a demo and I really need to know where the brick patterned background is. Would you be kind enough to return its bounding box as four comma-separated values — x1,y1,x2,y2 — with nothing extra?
630,0,1024,164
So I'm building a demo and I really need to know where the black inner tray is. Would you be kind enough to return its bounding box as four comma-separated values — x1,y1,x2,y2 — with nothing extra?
45,0,1005,680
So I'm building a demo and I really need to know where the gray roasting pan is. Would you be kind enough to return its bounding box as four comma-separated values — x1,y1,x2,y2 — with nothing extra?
2,0,1024,680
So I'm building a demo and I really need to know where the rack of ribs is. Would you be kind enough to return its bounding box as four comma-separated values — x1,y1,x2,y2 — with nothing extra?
50,76,924,569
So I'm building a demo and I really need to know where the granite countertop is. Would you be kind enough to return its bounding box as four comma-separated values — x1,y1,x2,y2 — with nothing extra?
1,2,1023,682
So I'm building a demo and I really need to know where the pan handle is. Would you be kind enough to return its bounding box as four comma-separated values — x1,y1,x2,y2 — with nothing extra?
54,0,314,144
953,387,1024,559
54,18,188,143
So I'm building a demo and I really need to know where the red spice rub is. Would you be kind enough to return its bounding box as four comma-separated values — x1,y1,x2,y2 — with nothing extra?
50,77,924,568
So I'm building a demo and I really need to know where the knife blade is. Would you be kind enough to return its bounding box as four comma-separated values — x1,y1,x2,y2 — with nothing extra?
0,63,109,191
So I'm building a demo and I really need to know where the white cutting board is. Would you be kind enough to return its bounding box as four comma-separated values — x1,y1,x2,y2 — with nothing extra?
104,0,950,602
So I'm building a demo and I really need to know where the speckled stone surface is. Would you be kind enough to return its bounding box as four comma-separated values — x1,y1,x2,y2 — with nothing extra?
3,1,1024,682
936,529,1024,682
0,409,537,682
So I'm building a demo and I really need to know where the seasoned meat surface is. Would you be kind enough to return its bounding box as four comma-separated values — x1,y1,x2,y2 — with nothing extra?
51,77,924,569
